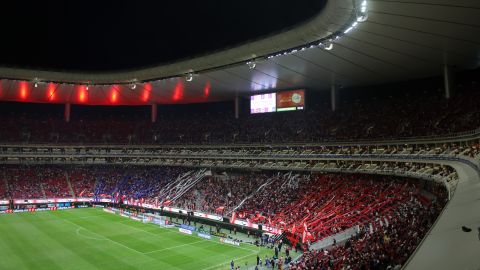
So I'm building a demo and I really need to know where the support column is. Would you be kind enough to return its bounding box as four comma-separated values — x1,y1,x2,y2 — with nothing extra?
330,84,338,112
151,104,158,123
234,96,240,119
64,103,71,123
443,65,454,99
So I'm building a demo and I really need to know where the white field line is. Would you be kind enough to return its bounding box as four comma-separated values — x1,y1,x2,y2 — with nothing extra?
76,209,260,258
143,239,206,254
61,216,145,255
120,219,256,253
67,214,106,220
75,228,106,241
200,251,257,270
73,218,209,256
111,213,258,251
116,220,178,236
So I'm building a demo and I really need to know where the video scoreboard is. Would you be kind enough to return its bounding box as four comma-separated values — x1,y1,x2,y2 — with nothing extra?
250,89,305,114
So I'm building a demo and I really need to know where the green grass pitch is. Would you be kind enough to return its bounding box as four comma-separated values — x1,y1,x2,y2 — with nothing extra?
0,208,276,270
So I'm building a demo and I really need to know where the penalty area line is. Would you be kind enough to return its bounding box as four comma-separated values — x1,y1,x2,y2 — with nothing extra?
200,251,258,270
62,216,145,255
143,239,207,254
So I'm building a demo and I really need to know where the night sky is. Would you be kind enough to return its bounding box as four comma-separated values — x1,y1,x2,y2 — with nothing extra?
0,0,326,72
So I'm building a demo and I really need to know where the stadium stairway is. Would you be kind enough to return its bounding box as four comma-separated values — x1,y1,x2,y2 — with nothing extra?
65,172,75,198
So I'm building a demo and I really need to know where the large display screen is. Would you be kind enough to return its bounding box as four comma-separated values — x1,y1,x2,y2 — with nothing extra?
276,90,305,111
250,93,277,114
250,89,305,114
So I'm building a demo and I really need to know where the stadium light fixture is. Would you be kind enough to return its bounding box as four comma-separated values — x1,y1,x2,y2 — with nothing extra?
262,0,367,59
361,0,367,12
247,61,256,69
186,73,194,82
357,0,368,22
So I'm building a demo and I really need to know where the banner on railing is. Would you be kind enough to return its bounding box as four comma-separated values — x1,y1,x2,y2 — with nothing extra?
219,238,240,246
13,198,92,205
179,228,193,235
7,197,282,234
198,232,212,240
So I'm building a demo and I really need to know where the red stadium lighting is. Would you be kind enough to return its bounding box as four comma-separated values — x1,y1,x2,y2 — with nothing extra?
47,82,56,101
78,85,88,103
204,82,210,98
110,86,118,103
142,83,151,102
173,82,184,101
19,81,29,100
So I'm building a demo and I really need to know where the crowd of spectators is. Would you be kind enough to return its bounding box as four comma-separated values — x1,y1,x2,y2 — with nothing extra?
0,165,186,200
289,181,446,270
0,77,479,145
3,167,45,199
69,168,96,197
41,168,71,198
0,175,9,200
0,164,448,269
174,174,269,214
238,174,428,243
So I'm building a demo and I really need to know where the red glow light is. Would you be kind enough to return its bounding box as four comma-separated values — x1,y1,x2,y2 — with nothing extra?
142,83,151,102
47,83,56,101
19,81,28,99
78,85,87,103
204,82,210,98
110,86,118,103
173,82,184,101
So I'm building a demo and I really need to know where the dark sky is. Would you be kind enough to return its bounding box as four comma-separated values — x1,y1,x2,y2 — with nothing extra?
0,0,326,72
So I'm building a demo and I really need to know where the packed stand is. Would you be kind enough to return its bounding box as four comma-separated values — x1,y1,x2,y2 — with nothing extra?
0,74,480,144
0,178,9,200
69,168,97,197
289,181,447,270
41,168,71,198
174,174,269,214
238,174,425,243
0,165,187,201
4,166,45,199
89,166,187,201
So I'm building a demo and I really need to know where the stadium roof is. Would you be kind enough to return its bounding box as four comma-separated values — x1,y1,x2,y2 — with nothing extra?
0,0,479,105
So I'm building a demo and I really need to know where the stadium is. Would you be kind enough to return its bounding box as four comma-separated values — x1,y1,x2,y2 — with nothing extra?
0,0,479,269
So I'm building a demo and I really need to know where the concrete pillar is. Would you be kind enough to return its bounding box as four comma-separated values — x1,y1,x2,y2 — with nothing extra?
443,65,454,99
64,103,71,123
330,85,338,112
151,104,158,123
234,96,240,119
